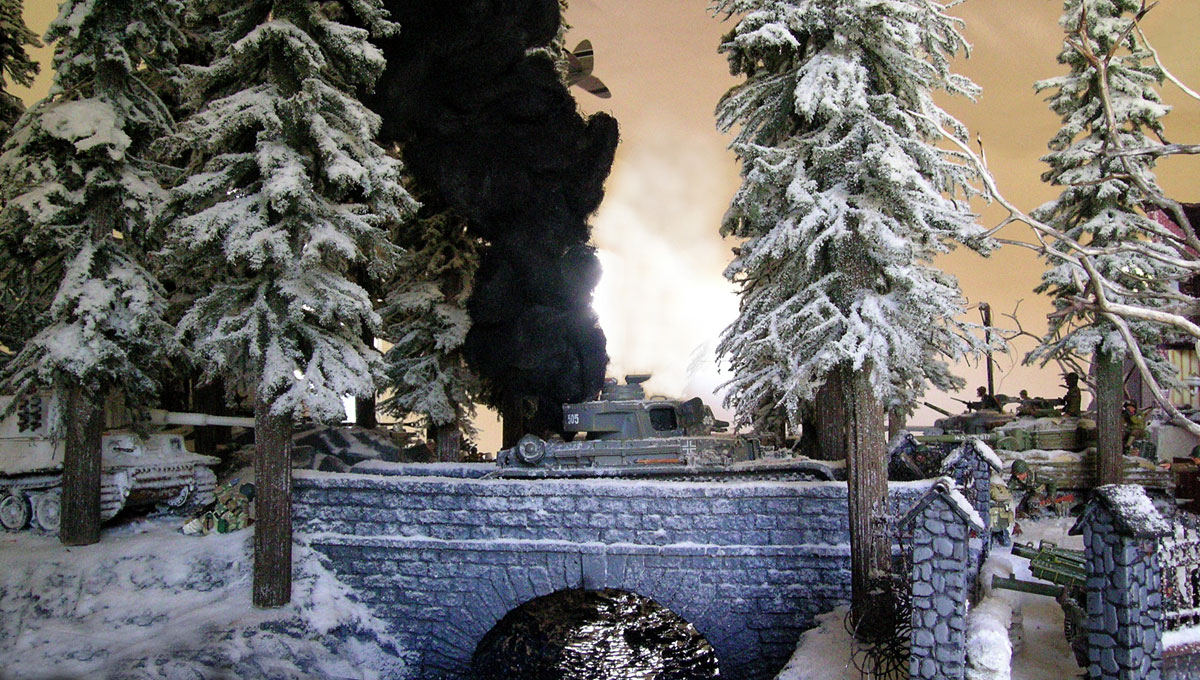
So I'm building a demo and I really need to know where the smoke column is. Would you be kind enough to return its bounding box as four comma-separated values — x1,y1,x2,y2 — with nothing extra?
368,0,619,436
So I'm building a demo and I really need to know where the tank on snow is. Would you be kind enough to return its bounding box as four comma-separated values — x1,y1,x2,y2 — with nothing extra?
0,392,236,533
495,375,838,481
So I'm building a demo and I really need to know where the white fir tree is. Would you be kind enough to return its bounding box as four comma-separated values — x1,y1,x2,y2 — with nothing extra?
0,0,40,142
711,0,990,630
1029,0,1181,483
0,0,180,545
162,0,415,605
379,203,481,460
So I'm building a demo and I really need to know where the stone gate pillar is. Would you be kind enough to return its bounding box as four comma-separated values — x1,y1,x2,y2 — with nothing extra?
940,438,1002,556
901,478,985,680
1070,484,1170,680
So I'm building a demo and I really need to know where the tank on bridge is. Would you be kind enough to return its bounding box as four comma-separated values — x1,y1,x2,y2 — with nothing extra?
495,375,839,481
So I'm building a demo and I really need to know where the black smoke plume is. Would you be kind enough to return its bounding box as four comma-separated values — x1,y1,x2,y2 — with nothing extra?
368,0,619,437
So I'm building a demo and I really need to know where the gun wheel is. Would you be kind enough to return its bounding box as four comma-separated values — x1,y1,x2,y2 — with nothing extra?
0,491,31,531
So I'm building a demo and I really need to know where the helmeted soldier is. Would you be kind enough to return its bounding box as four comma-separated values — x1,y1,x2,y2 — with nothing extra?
1009,459,1059,519
1061,372,1081,417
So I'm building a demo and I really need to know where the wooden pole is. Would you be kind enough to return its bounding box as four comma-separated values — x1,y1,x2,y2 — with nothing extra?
1096,349,1124,486
253,395,293,607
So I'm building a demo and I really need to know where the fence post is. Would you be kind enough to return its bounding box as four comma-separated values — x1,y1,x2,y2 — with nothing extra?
1070,484,1169,680
901,478,985,680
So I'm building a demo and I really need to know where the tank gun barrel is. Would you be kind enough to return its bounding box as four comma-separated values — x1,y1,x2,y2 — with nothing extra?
149,410,256,428
923,401,954,417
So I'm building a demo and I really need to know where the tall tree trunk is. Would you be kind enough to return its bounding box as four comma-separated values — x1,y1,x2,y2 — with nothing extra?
193,380,231,459
355,395,378,429
430,422,462,462
812,370,846,461
59,385,103,546
844,363,889,636
356,324,378,429
887,406,906,442
1096,349,1124,485
501,393,527,449
253,395,293,607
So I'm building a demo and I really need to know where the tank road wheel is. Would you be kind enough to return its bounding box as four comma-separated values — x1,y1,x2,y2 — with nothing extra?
161,483,192,510
515,435,547,466
0,491,31,531
33,490,61,534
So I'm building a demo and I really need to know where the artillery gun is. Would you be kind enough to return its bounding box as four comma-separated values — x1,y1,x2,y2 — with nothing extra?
991,540,1089,668
0,392,252,533
495,375,840,481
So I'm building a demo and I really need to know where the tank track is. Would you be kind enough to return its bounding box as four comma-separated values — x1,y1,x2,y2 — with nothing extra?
0,465,217,533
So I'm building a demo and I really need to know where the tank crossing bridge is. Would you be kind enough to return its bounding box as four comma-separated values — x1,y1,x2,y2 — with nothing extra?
293,464,930,680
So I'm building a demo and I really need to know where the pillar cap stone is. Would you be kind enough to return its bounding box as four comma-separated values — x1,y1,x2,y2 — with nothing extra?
900,477,986,531
1069,484,1170,538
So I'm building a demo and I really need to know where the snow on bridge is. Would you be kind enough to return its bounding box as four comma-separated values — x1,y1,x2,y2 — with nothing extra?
292,466,930,680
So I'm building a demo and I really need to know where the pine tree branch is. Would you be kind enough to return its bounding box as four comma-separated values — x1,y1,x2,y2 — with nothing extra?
1106,143,1200,159
1134,22,1200,103
1081,254,1200,437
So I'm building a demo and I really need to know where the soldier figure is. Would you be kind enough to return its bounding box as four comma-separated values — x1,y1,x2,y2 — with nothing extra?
1057,589,1089,670
1122,400,1147,456
975,386,1001,411
1015,389,1036,416
1009,459,1060,519
1061,372,1081,417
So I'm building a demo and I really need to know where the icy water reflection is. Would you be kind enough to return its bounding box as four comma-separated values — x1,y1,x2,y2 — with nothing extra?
471,588,720,679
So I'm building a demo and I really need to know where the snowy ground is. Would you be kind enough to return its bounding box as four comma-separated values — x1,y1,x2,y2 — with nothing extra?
0,516,412,679
776,517,1085,680
0,511,1092,680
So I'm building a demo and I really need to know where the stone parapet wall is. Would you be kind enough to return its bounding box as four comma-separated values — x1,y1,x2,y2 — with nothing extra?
293,470,931,680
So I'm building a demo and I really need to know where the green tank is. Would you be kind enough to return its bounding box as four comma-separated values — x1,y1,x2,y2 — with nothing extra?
495,375,839,481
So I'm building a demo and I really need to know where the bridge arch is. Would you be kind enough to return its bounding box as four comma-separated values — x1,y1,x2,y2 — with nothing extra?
471,587,719,678
294,467,927,679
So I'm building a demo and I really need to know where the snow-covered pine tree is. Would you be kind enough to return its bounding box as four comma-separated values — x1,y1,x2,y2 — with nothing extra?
1029,0,1182,483
379,195,481,461
162,0,414,606
712,0,990,631
0,0,40,142
0,0,181,545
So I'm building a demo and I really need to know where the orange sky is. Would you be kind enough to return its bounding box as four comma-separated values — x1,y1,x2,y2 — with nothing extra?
16,1,1200,450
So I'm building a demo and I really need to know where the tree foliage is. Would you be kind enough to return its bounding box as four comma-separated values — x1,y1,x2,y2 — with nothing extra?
0,0,41,141
0,0,180,411
379,190,480,437
712,0,991,432
1027,0,1182,389
161,0,415,421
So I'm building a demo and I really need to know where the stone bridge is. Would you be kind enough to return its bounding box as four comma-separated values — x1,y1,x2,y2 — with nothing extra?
293,465,928,680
